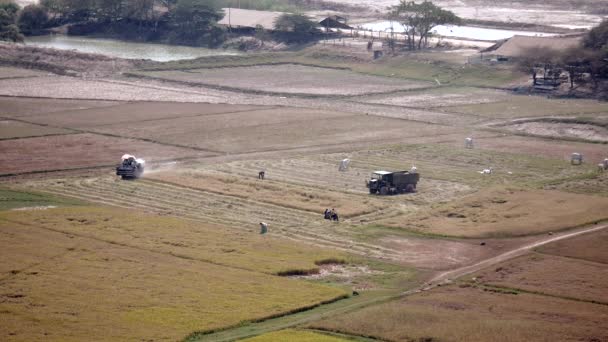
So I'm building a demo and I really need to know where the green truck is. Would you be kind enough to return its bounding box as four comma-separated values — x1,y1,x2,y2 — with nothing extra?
367,170,419,195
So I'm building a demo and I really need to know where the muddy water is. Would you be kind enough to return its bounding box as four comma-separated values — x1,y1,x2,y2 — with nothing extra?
25,35,241,62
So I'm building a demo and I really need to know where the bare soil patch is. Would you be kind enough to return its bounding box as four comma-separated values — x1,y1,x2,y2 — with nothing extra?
502,120,608,142
0,133,206,175
537,228,608,264
141,64,432,96
310,284,608,342
379,235,496,270
0,96,122,118
382,187,608,238
475,253,608,303
0,120,72,139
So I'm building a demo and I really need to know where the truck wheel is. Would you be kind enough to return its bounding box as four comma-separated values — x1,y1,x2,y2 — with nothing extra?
380,187,389,195
369,189,377,194
406,184,415,192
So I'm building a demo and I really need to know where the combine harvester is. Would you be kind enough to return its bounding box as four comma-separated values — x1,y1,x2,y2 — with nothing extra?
116,154,145,180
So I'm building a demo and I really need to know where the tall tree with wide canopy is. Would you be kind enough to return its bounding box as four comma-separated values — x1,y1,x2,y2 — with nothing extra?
389,0,460,50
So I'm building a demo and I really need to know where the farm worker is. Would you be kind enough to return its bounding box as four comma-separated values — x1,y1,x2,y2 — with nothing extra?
259,222,268,234
324,209,331,220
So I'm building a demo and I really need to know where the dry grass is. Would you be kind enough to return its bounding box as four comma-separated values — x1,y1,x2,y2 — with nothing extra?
545,171,608,197
241,329,350,342
440,96,608,119
475,253,608,303
309,285,608,342
148,171,383,218
536,228,608,264
0,206,346,275
0,219,347,342
139,64,431,96
381,187,608,238
0,120,72,140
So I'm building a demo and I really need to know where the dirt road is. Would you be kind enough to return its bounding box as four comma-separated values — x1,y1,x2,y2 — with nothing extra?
427,223,608,286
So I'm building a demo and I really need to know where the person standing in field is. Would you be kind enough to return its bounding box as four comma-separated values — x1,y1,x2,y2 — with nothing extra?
259,222,268,234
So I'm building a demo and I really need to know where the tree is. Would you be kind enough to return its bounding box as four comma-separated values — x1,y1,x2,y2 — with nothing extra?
273,13,319,43
583,19,608,51
18,4,49,34
389,0,460,50
168,0,224,46
0,1,23,42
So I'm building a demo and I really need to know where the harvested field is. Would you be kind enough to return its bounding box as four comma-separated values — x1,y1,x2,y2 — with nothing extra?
441,96,608,120
356,87,510,109
140,64,433,96
89,107,457,153
0,66,48,79
501,120,608,142
22,102,264,128
0,219,346,342
309,285,608,342
0,76,229,102
0,120,73,139
0,206,346,275
241,329,349,342
202,156,471,204
381,188,608,238
442,134,608,163
0,133,207,175
475,253,608,303
310,144,595,190
147,170,385,218
0,96,121,118
537,228,608,264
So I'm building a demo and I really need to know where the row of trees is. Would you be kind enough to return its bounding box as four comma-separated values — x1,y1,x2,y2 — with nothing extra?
520,20,608,92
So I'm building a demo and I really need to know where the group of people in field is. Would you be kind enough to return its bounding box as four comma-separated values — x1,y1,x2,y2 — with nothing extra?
324,208,339,222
